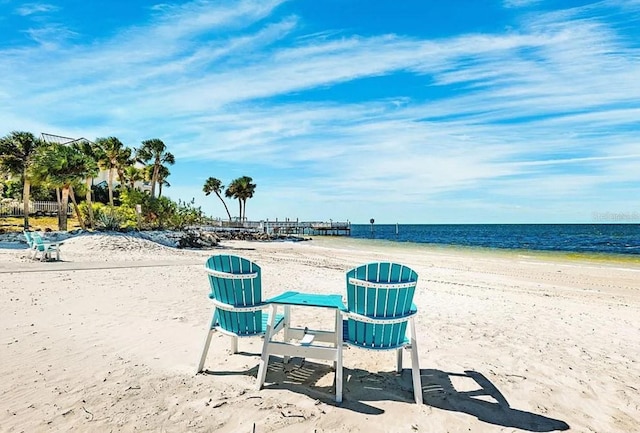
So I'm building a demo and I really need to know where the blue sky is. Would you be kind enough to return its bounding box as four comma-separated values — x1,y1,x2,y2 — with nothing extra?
1,0,639,224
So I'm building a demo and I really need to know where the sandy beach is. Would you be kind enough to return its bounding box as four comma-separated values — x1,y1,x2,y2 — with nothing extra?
1,234,639,432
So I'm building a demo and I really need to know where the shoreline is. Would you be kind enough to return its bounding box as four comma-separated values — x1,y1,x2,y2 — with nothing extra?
3,228,640,268
3,224,639,262
310,235,640,267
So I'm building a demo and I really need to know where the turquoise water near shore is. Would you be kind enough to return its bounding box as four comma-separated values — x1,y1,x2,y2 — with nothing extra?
347,224,639,256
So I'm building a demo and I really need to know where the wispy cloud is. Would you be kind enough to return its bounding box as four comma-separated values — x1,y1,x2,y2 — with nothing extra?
1,0,639,222
14,2,58,16
503,0,543,8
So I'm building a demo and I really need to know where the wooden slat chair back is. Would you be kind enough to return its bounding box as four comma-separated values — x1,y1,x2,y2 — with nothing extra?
197,255,283,374
23,231,37,259
206,254,264,336
23,230,35,248
343,262,423,404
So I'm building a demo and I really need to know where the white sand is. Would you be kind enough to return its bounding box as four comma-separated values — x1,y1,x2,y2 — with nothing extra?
1,234,639,432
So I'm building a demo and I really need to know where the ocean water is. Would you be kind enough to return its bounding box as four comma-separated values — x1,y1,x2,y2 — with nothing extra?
349,224,640,256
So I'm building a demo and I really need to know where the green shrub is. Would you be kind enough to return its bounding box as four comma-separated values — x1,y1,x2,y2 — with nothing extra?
1,179,23,199
171,198,205,229
79,189,206,231
78,201,115,228
146,196,177,229
95,209,122,231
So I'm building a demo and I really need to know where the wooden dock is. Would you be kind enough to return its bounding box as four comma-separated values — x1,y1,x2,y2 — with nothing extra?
216,220,351,236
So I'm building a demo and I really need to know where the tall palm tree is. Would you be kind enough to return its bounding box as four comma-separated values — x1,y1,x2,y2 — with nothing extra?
156,165,171,198
225,179,241,221
30,143,96,231
94,137,130,207
135,139,175,198
237,176,256,221
71,139,101,228
203,177,232,221
226,176,256,221
0,131,44,228
115,147,133,186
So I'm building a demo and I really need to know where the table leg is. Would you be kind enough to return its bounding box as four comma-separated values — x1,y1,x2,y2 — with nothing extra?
256,304,278,390
335,310,343,403
283,305,291,364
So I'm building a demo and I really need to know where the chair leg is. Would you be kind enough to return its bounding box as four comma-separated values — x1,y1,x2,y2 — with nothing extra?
396,347,403,373
409,319,423,404
256,304,278,390
197,310,218,373
197,328,214,373
231,336,238,354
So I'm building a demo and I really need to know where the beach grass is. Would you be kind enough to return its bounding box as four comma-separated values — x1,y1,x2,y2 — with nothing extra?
0,216,82,232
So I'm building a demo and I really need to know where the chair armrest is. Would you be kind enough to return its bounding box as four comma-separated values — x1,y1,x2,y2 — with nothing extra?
343,310,417,325
348,277,416,289
339,303,418,314
41,242,61,248
209,298,268,312
204,268,258,280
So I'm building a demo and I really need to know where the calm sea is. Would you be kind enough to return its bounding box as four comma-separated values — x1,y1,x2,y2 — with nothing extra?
349,224,640,256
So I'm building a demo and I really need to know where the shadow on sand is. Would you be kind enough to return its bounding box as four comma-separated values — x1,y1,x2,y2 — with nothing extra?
203,358,569,431
419,369,570,432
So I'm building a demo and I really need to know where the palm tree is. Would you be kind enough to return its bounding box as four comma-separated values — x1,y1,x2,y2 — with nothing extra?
115,147,133,186
225,179,241,221
0,131,44,228
123,165,144,190
203,177,232,221
94,137,130,207
71,139,101,228
30,143,96,231
237,176,256,221
156,165,171,197
226,176,256,221
135,139,175,198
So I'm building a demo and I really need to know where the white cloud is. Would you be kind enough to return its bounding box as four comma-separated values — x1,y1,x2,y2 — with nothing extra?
14,3,58,16
1,0,639,222
503,0,543,8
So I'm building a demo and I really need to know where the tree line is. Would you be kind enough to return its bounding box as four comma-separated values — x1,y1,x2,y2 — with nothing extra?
1,131,258,232
0,131,177,230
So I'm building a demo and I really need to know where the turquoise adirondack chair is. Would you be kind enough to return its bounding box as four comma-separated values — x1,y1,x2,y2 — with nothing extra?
23,231,37,259
343,262,423,404
197,254,284,373
30,231,62,261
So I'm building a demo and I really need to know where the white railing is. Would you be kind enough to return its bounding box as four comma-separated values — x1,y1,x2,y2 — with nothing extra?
0,200,73,216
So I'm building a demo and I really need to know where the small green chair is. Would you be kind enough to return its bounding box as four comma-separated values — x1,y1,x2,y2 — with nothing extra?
343,262,423,404
23,231,37,258
30,231,62,261
197,254,284,373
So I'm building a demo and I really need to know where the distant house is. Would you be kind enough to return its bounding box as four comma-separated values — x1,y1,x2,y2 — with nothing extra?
40,133,151,193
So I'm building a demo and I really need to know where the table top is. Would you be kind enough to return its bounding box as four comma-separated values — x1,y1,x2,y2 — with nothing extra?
266,291,345,310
